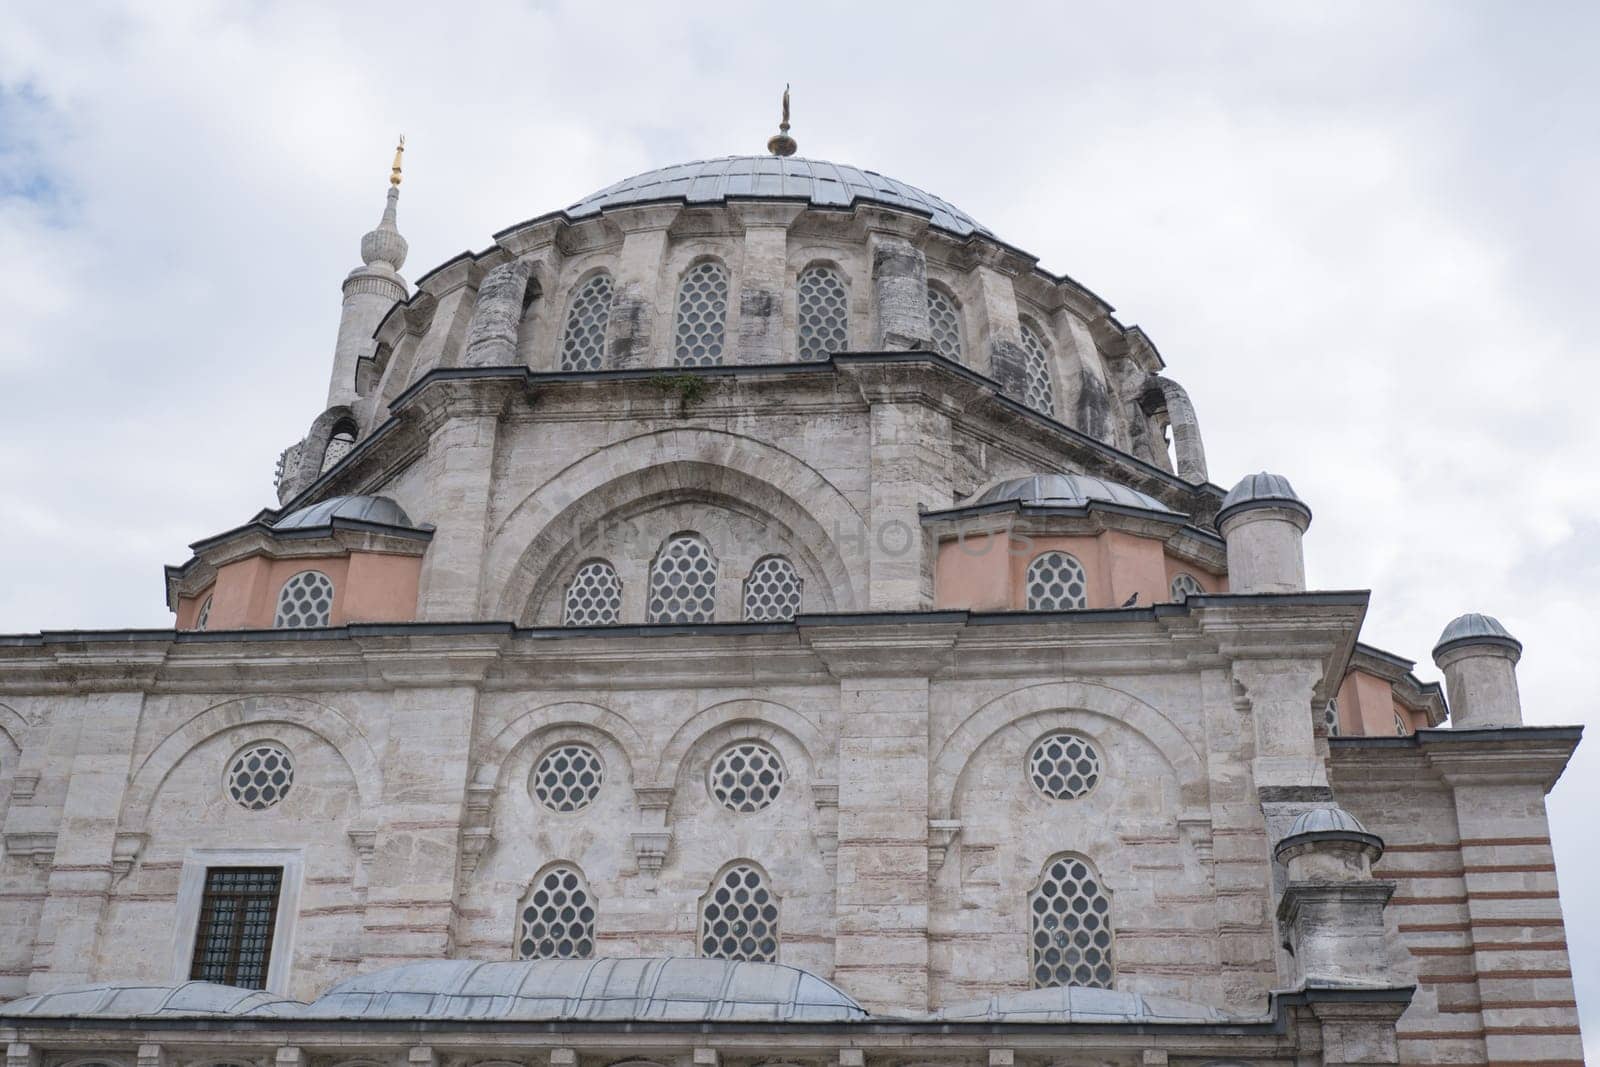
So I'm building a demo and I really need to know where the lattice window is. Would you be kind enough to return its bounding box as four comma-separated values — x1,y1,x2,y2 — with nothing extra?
708,740,787,813
274,570,333,628
1394,710,1409,736
1030,854,1114,989
226,743,294,811
189,866,282,989
320,428,355,473
928,286,963,362
1020,323,1057,416
1325,699,1340,737
700,864,779,962
743,556,802,621
674,262,728,366
1026,552,1087,610
533,744,604,813
563,560,622,626
1028,732,1102,800
796,265,849,361
647,534,717,623
516,865,595,960
1169,573,1205,601
194,594,213,631
560,274,613,371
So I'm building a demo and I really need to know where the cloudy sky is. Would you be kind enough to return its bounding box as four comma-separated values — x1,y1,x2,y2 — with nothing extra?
2,0,1596,1047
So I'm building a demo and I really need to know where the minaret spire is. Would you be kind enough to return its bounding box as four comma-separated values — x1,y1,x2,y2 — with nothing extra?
363,134,408,270
766,85,797,157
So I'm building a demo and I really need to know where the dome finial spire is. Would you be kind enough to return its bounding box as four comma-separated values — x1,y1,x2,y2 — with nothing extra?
767,84,797,157
389,134,405,187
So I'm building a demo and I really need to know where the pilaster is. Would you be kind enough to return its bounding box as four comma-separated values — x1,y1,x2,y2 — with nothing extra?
731,203,803,364
604,205,681,368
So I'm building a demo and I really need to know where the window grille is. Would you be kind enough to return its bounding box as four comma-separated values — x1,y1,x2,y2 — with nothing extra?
1394,710,1409,736
700,864,779,962
647,534,717,623
709,741,786,813
563,560,622,626
226,743,294,811
533,744,604,813
274,571,333,628
1030,855,1113,989
1026,552,1087,610
560,274,613,371
516,865,595,960
320,430,355,473
1325,699,1340,737
796,266,849,361
1020,323,1056,416
742,556,802,621
1169,573,1205,601
1028,732,1102,800
189,866,282,989
674,262,728,366
928,287,963,362
194,594,213,631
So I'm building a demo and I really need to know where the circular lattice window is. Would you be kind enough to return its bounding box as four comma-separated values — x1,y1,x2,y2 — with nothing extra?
533,744,604,813
226,743,294,811
1030,855,1114,988
517,865,595,959
700,864,779,961
1169,573,1204,601
1028,732,1102,800
274,570,334,628
1026,552,1087,611
1325,699,1341,737
708,741,786,813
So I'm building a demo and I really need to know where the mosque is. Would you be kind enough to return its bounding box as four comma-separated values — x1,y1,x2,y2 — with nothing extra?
0,97,1584,1066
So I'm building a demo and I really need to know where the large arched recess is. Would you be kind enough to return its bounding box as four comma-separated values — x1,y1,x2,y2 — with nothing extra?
488,427,867,621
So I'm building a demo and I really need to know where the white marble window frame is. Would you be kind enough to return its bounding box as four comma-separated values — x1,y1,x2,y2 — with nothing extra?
170,847,304,995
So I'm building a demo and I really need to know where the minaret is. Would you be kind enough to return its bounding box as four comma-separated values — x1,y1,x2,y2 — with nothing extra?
327,136,410,410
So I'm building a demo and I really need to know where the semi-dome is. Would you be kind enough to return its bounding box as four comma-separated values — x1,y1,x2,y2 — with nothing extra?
275,494,414,530
973,472,1173,513
297,957,867,1022
0,981,302,1018
566,156,993,239
937,985,1235,1024
1218,471,1310,523
1433,612,1522,657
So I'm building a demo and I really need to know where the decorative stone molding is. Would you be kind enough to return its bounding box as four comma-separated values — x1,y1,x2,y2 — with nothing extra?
459,827,494,876
7,1043,39,1067
10,773,38,800
1177,815,1214,865
813,781,840,873
111,831,147,880
347,828,376,865
632,786,675,884
2,832,56,868
136,1044,167,1067
927,819,960,874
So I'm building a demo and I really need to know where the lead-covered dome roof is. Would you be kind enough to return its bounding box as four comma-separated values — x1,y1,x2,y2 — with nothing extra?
1433,612,1522,656
0,981,302,1018
275,494,415,530
567,156,993,239
974,473,1173,513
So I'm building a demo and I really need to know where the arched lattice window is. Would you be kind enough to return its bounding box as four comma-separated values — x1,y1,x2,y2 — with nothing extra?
1394,710,1409,736
194,594,213,631
796,265,849,361
1324,699,1340,737
1169,573,1204,602
560,274,613,371
1019,323,1057,416
516,864,595,960
320,424,357,473
743,556,802,621
1030,854,1114,989
563,559,622,626
674,262,728,366
700,863,779,962
928,286,963,362
647,534,717,623
274,570,333,628
1026,552,1086,611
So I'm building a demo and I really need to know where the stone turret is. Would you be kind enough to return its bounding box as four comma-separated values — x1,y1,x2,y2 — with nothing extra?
326,138,410,409
1218,471,1311,593
1274,806,1395,989
1432,613,1524,727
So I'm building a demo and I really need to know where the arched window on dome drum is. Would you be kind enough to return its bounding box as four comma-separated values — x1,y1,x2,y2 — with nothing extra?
274,570,333,628
1026,552,1087,611
1168,573,1204,602
1019,323,1057,417
563,559,622,626
559,274,613,372
516,864,595,960
927,286,963,363
700,863,779,962
674,262,729,367
194,594,213,631
1030,853,1114,990
320,423,357,473
743,555,802,621
796,265,849,361
647,533,717,623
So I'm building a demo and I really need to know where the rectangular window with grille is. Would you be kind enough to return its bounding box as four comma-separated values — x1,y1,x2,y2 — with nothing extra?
188,866,282,989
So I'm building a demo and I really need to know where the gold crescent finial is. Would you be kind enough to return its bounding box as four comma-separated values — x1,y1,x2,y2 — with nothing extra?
390,134,405,187
767,84,797,157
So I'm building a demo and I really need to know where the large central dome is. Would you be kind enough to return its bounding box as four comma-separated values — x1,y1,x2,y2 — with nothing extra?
566,155,993,238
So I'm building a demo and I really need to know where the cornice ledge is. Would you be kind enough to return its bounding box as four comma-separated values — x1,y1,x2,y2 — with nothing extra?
1420,726,1582,790
799,618,963,677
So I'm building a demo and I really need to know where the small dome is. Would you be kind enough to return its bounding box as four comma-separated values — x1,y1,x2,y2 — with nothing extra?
1433,613,1522,657
297,958,866,1022
973,473,1173,513
1218,471,1310,523
937,985,1234,1024
276,494,414,530
1,981,302,1018
567,156,992,239
1287,805,1371,837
